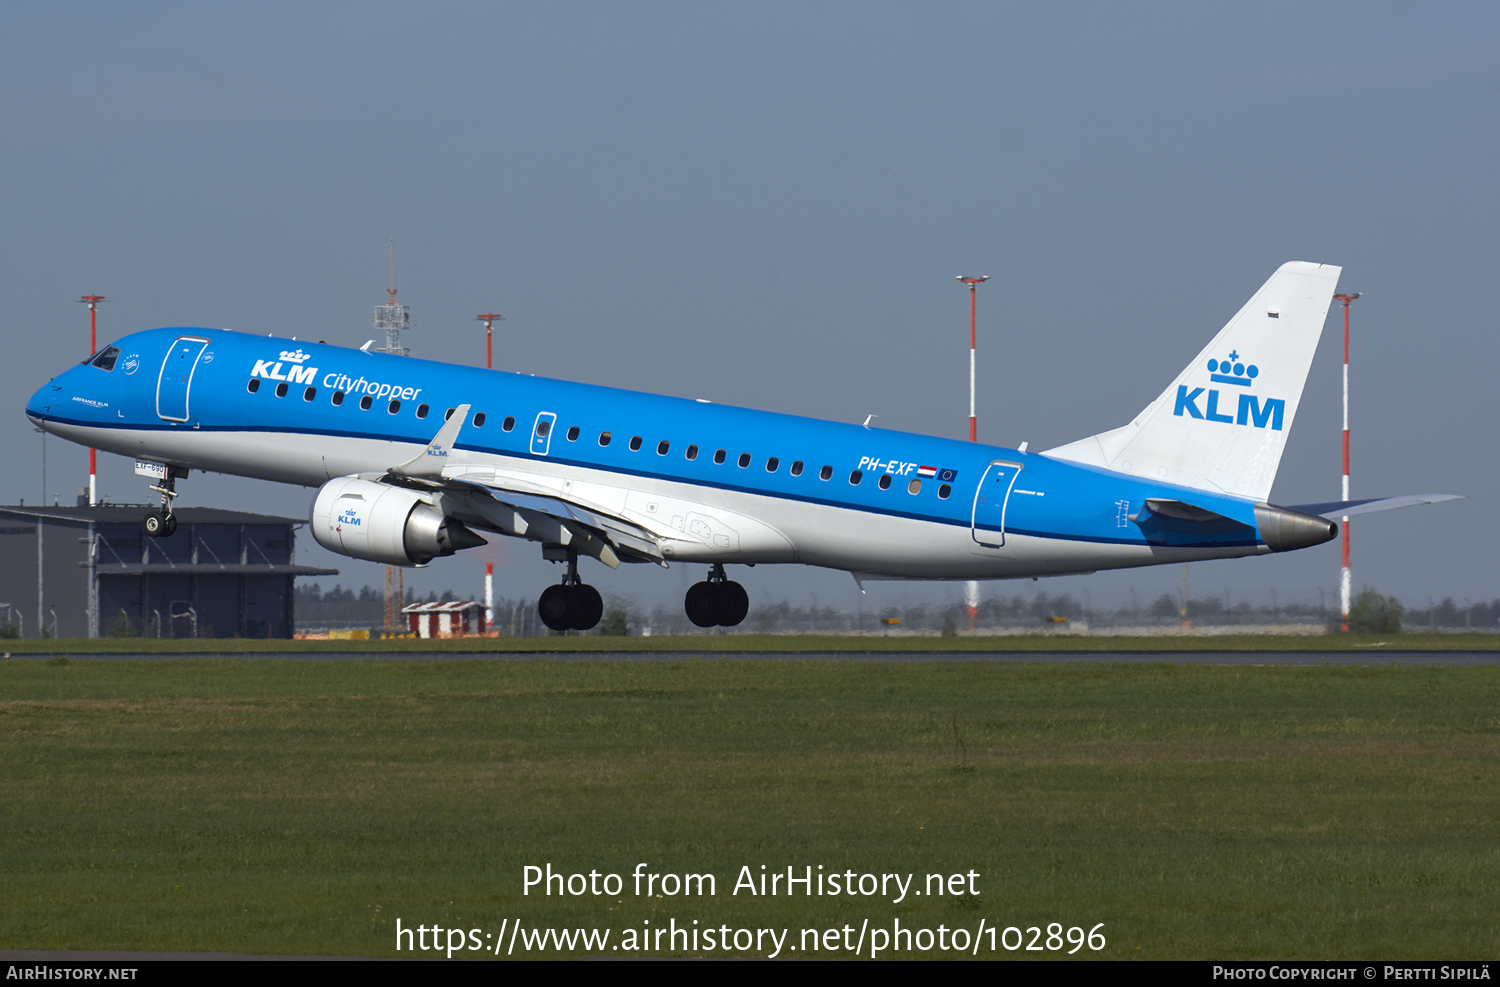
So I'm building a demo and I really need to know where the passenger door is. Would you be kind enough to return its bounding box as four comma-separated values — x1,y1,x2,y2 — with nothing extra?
970,460,1024,555
155,336,210,423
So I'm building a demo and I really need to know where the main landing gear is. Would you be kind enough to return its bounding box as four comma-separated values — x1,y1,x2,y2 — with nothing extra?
142,466,187,538
685,563,748,628
537,552,604,632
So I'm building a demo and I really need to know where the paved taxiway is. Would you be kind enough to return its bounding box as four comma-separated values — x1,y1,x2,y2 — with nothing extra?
11,650,1498,664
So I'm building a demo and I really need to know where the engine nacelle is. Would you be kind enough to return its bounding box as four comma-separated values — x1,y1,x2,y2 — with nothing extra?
311,477,486,566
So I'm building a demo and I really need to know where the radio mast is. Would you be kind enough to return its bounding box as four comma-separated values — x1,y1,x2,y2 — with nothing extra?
372,240,411,356
373,240,410,634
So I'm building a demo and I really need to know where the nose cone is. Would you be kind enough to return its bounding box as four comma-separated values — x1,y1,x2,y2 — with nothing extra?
27,359,91,431
26,378,57,428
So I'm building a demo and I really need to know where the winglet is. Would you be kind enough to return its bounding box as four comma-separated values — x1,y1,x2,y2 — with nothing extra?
393,404,471,477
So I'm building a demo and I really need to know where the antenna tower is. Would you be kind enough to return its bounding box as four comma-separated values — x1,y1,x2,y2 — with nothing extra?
372,240,411,356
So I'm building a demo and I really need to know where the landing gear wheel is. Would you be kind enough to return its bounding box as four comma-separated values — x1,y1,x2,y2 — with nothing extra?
719,581,749,627
685,566,751,628
539,583,603,631
575,584,604,631
538,584,573,631
143,465,184,538
538,549,604,632
685,581,721,627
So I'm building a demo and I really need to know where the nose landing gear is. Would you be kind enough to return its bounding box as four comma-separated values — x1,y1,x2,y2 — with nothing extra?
142,466,188,538
537,550,604,632
685,563,749,628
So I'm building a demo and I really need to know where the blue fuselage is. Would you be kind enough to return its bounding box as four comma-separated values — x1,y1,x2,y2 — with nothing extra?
28,327,1276,579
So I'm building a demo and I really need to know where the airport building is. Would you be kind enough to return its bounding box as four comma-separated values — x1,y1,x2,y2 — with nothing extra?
403,600,488,638
0,505,337,639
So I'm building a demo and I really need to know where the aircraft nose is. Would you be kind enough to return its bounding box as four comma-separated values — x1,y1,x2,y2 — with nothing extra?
25,380,55,427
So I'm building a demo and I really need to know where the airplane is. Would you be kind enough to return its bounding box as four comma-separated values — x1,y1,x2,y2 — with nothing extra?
26,261,1459,632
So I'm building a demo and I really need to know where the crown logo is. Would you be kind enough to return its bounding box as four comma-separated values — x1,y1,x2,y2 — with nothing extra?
279,348,311,364
1207,351,1258,387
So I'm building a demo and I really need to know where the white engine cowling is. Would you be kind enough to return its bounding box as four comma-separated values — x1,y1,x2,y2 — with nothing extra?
311,477,486,566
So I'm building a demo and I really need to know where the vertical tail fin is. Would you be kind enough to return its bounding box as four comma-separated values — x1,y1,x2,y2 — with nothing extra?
1043,261,1341,501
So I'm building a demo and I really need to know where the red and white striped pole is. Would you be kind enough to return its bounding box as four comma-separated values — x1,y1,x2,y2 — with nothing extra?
476,313,504,369
484,562,494,632
1333,292,1361,632
79,295,106,507
957,276,988,630
957,276,988,441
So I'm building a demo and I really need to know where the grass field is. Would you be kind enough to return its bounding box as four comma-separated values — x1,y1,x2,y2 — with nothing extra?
3,657,1497,959
3,631,1499,653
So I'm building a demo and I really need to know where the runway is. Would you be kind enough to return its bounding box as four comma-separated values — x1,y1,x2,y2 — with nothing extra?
12,649,1500,664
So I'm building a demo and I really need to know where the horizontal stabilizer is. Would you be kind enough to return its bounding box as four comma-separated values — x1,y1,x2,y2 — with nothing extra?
1288,494,1463,519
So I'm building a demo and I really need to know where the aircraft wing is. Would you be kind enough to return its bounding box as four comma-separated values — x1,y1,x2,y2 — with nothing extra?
369,404,668,568
376,467,665,568
1287,494,1463,519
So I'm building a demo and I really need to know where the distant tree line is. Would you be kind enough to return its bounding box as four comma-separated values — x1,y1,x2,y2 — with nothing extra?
289,582,1500,635
294,583,462,627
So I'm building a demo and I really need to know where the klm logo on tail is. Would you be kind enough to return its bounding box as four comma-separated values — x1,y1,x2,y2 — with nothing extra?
1173,351,1285,430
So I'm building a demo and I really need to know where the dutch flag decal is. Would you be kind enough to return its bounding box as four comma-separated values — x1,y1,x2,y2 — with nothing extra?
917,465,938,478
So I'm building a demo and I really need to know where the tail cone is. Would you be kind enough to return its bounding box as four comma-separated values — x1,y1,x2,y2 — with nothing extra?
1255,504,1338,553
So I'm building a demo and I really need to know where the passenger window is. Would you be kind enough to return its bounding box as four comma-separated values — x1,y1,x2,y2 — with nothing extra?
657,440,670,455
790,461,803,476
503,416,516,432
332,390,345,406
908,478,921,495
247,379,260,394
304,387,316,402
629,436,643,451
444,408,455,421
534,418,548,436
416,404,429,419
714,449,727,465
389,399,401,414
360,395,373,410
738,453,751,468
599,432,612,446
849,470,863,485
878,474,892,490
90,347,120,371
567,426,580,441
474,412,487,427
685,444,699,460
766,457,779,473
819,465,832,481
938,483,952,499
272,382,286,398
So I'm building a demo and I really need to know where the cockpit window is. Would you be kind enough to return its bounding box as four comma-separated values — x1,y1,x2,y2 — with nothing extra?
87,347,120,372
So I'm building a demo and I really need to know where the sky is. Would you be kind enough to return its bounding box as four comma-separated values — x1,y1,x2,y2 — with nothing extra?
3,1,1495,619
